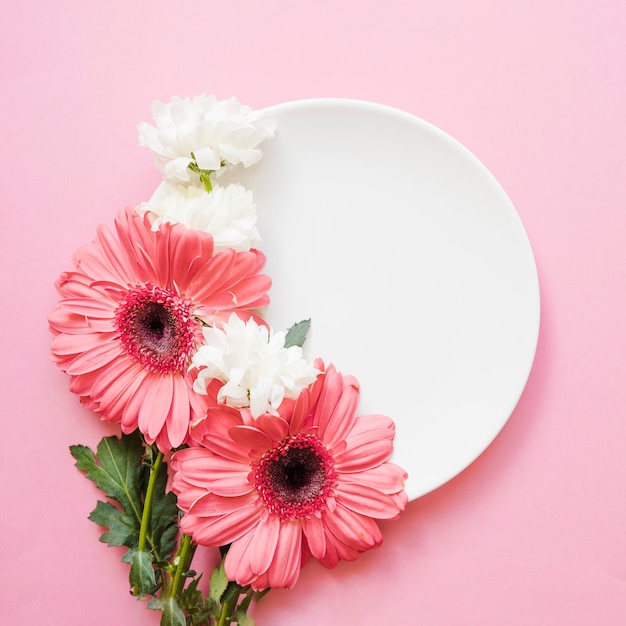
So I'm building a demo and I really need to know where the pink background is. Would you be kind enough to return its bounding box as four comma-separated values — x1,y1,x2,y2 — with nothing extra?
2,1,626,624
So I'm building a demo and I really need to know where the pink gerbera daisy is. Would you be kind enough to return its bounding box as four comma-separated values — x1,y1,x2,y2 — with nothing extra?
48,206,271,451
170,362,408,590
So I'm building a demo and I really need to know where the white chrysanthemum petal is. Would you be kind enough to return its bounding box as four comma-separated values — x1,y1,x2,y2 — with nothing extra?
164,157,193,181
191,314,319,417
138,181,261,252
269,383,285,412
194,146,220,170
218,382,248,408
250,377,272,417
138,94,276,183
192,374,209,395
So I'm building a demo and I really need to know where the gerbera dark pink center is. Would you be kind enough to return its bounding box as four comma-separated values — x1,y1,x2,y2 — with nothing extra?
115,283,201,374
253,433,337,521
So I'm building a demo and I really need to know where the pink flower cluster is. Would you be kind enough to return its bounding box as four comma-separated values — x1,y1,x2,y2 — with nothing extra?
49,95,407,592
49,206,270,451
172,363,407,589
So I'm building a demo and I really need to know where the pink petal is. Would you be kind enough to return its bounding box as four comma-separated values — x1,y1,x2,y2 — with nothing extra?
338,463,408,494
322,534,359,565
333,438,393,472
334,414,395,471
187,492,257,517
168,224,213,291
95,221,139,285
318,375,360,449
121,374,152,433
65,341,125,376
174,453,251,496
267,521,303,589
187,389,213,425
313,364,344,433
192,434,252,463
51,330,114,356
138,374,174,441
52,296,115,320
171,484,208,513
335,482,403,519
91,359,145,421
287,390,311,435
75,222,135,286
190,400,243,441
164,377,194,448
322,503,382,551
189,249,270,311
48,308,111,335
249,515,281,575
185,500,260,546
187,248,237,301
229,425,273,454
114,208,156,282
255,414,290,443
226,274,272,309
68,369,100,397
302,515,327,560
170,446,211,470
224,530,257,586
344,413,396,445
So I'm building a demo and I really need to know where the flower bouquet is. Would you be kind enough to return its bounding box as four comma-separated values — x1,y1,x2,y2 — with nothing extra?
48,94,408,626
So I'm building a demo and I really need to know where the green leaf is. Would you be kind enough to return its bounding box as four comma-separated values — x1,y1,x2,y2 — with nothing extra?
147,597,162,611
122,549,157,596
71,432,179,564
70,431,145,521
179,575,214,624
88,500,138,548
209,561,229,603
159,597,187,626
284,319,311,348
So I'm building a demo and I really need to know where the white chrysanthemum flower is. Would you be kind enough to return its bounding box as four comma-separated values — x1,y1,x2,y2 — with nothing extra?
138,181,261,252
138,94,276,183
192,315,320,418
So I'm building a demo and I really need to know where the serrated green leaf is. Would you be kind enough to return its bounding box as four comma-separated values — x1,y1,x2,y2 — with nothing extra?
159,597,186,626
209,561,229,603
284,319,311,348
122,549,157,596
180,574,200,599
147,597,163,611
179,574,216,623
70,431,145,520
88,500,138,548
72,432,180,564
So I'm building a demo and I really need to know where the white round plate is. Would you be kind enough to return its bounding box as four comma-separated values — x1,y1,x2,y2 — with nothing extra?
238,99,540,501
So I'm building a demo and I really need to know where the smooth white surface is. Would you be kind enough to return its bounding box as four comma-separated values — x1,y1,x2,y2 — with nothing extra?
237,99,540,500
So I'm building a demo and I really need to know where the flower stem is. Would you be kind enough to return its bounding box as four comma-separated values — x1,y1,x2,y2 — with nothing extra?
188,157,214,193
217,582,242,626
138,449,164,554
171,533,195,598
199,171,213,193
217,597,235,626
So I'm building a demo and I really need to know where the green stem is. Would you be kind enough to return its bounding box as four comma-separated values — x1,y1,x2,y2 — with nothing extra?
187,158,214,193
138,449,164,554
171,533,195,598
199,171,213,193
217,583,240,626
